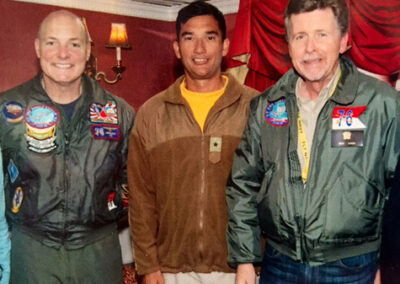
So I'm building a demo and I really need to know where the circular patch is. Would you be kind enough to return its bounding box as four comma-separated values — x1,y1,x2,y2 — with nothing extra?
265,99,289,127
25,105,59,140
2,101,25,123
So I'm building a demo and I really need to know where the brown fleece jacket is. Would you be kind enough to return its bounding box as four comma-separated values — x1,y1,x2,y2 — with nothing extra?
128,73,258,275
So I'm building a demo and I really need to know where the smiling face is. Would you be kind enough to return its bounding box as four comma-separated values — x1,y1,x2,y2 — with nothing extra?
35,11,90,89
287,8,348,88
173,15,229,86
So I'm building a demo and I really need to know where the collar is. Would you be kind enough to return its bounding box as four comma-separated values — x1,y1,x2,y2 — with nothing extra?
164,73,244,109
268,56,359,106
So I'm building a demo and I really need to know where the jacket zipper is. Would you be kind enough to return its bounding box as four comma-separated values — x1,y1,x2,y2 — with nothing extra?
299,100,333,261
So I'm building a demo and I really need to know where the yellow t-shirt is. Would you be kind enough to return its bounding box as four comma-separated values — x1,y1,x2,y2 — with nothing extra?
181,76,228,132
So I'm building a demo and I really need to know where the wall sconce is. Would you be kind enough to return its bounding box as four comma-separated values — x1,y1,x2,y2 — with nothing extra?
95,23,131,84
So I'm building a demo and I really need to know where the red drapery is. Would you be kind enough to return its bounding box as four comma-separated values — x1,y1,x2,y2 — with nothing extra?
228,0,400,92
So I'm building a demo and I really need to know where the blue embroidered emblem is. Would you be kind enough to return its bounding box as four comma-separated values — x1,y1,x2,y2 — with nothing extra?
265,99,289,127
8,159,19,183
91,124,120,140
2,101,24,123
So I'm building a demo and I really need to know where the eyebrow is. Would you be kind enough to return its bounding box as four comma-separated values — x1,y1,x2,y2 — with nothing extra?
181,30,219,37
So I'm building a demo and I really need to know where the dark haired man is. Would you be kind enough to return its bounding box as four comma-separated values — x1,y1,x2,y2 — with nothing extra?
226,0,400,283
0,10,134,283
128,1,258,284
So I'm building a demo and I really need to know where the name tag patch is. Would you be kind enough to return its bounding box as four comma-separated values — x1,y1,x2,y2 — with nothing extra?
332,106,366,147
265,99,289,127
91,124,120,140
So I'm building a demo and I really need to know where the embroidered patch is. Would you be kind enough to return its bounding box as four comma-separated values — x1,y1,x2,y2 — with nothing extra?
7,159,19,184
25,105,59,153
107,192,117,211
90,101,118,124
209,137,222,152
332,106,367,147
12,187,24,214
121,184,128,208
265,99,289,127
91,124,120,140
2,101,25,123
332,106,367,130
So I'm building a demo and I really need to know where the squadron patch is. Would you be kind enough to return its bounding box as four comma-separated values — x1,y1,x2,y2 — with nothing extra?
91,124,120,140
90,101,118,124
265,99,289,127
12,187,24,214
2,101,25,123
107,192,117,211
25,105,59,153
331,106,367,147
7,159,19,184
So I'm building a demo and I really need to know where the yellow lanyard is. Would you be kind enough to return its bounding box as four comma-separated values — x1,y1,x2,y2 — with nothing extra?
297,68,342,182
297,113,310,181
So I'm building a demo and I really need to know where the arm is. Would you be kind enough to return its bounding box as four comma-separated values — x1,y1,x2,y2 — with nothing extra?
235,263,256,284
226,99,265,268
117,103,135,213
142,270,165,284
0,148,10,284
127,111,160,275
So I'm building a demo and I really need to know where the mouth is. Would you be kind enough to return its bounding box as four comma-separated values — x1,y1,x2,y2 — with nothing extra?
54,63,73,69
303,57,321,65
193,58,208,64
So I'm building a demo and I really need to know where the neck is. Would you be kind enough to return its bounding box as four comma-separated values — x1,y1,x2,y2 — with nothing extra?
299,80,326,101
42,76,82,104
184,73,225,93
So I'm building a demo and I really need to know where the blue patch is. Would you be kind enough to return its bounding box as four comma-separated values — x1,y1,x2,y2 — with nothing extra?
2,101,24,123
8,159,19,183
91,124,120,140
265,99,289,127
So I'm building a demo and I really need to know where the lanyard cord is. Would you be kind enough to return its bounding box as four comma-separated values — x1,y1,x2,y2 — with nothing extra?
297,68,342,181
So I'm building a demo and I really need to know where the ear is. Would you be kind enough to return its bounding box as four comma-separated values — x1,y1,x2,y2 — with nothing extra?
222,38,230,57
85,43,91,61
34,38,40,59
173,41,181,59
339,32,349,54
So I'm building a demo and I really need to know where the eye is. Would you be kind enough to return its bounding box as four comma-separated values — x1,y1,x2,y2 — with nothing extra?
294,34,305,41
45,41,55,46
182,35,193,41
207,35,216,41
317,32,327,38
71,42,81,48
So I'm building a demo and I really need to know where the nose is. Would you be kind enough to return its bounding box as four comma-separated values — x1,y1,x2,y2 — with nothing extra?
57,45,70,59
194,38,206,54
305,37,315,53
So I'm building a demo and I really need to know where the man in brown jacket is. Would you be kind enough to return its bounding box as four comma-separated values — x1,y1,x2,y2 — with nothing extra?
127,1,258,284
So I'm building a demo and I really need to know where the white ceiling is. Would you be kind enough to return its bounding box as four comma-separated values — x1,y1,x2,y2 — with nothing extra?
11,0,239,21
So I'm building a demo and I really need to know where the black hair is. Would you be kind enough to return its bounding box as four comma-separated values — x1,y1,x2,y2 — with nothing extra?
176,0,226,40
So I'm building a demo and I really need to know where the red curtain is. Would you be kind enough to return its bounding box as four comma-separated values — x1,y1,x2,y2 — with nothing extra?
228,0,400,92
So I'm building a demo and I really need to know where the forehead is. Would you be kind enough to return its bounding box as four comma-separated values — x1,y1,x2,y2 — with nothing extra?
289,8,339,33
39,14,86,40
179,15,221,35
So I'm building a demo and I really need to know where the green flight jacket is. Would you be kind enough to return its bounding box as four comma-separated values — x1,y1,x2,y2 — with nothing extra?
0,73,135,248
226,56,400,266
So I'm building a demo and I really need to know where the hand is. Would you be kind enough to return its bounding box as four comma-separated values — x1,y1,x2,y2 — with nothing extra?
235,263,256,284
374,268,381,284
142,270,164,284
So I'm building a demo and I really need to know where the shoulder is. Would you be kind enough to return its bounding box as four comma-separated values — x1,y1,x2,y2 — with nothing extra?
0,76,37,103
225,73,259,101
